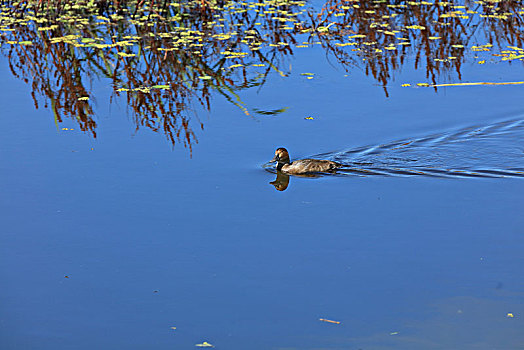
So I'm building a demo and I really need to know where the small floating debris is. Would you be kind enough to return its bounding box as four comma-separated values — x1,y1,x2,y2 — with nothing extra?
390,331,399,335
300,72,315,80
304,116,314,120
431,81,524,87
170,326,176,330
195,341,214,347
319,318,341,324
507,313,514,318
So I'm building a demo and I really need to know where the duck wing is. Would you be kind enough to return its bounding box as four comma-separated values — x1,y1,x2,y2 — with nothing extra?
287,159,341,173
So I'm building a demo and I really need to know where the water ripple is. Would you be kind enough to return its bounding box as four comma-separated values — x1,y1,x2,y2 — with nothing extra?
266,119,524,178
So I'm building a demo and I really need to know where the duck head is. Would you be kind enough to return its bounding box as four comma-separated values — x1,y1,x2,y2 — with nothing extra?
271,147,291,170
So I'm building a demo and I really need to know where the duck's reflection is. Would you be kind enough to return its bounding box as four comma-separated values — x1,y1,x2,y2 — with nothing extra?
269,170,325,191
269,171,290,191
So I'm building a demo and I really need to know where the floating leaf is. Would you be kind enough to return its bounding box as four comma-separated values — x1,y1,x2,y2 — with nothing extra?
195,341,214,347
405,25,425,30
335,42,357,47
319,318,341,324
152,85,170,89
117,52,136,57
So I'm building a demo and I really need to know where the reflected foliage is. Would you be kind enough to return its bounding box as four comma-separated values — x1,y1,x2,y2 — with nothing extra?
309,0,524,96
0,0,305,152
1,0,524,151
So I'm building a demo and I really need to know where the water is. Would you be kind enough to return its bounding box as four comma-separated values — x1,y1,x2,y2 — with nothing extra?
1,1,524,349
263,118,524,181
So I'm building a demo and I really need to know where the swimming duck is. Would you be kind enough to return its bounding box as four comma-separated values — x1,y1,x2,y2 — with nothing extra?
270,147,342,174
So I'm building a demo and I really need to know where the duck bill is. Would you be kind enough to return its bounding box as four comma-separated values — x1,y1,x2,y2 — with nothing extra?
270,156,278,163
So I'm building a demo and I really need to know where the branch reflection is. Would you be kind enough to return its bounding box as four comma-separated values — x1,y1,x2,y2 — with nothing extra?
309,0,524,96
1,0,304,153
1,0,523,152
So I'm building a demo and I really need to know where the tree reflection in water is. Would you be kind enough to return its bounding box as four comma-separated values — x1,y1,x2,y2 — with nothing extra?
1,0,304,152
310,0,524,96
1,0,523,151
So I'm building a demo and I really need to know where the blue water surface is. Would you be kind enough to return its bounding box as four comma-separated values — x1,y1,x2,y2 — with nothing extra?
1,29,524,350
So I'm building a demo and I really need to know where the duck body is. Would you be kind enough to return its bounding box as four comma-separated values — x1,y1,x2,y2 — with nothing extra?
280,158,341,174
271,147,341,174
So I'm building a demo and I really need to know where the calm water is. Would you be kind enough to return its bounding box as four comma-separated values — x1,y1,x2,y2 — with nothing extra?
1,1,524,349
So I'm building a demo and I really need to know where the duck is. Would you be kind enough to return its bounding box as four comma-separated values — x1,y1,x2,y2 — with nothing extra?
270,147,342,174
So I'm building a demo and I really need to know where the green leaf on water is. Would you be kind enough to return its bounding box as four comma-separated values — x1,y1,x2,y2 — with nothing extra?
117,52,136,57
195,341,214,347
